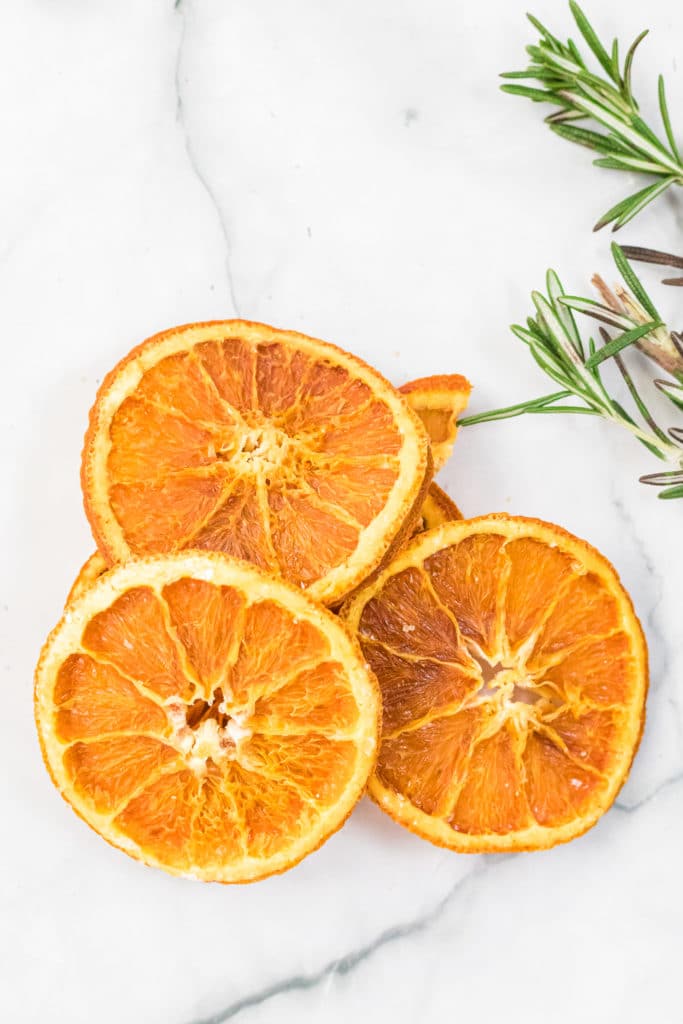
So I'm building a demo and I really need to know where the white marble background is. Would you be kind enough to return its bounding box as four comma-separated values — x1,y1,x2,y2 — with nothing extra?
1,1,682,1021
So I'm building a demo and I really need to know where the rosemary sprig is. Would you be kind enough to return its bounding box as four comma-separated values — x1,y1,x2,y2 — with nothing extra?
502,2,683,230
459,245,683,498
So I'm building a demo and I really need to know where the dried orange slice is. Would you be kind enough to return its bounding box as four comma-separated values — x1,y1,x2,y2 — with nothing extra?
36,552,380,881
419,483,462,532
400,374,471,473
82,322,431,606
342,516,647,852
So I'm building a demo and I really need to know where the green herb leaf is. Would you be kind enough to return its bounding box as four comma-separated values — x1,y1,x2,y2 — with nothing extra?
585,322,661,366
611,243,661,319
502,4,683,228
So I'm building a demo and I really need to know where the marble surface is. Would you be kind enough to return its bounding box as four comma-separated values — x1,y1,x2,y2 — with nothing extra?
2,1,683,1021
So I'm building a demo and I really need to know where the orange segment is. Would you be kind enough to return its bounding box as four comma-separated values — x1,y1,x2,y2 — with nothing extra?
531,572,621,659
363,642,478,734
134,351,237,427
196,336,256,411
162,578,246,695
342,515,647,853
425,534,508,656
107,397,215,484
268,485,360,587
502,537,577,652
115,768,200,869
225,762,313,860
82,586,195,701
357,566,467,663
243,732,358,805
54,653,168,741
64,736,178,814
35,553,379,882
191,478,276,570
449,723,531,835
523,734,604,828
110,474,229,554
538,633,637,706
400,374,471,472
191,774,244,867
377,708,484,816
251,661,360,733
303,459,399,529
229,598,330,704
82,321,431,605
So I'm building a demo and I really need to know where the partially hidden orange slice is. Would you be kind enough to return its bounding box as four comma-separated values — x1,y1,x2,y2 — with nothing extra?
67,552,109,604
400,374,471,473
342,515,647,852
82,322,431,606
419,483,462,532
36,552,380,881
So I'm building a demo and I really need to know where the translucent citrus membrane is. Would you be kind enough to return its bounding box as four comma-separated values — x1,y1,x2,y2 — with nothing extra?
48,574,372,876
400,374,472,473
105,338,408,589
349,524,645,844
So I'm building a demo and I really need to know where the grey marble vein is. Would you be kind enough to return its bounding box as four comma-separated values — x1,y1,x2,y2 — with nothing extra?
174,0,241,316
184,858,499,1024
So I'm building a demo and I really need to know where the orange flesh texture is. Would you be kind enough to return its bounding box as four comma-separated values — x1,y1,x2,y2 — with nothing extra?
400,374,472,473
36,557,379,881
84,324,430,605
343,517,647,851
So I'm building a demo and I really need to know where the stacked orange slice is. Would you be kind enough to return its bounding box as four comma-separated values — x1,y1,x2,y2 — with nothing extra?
37,554,379,881
342,516,647,851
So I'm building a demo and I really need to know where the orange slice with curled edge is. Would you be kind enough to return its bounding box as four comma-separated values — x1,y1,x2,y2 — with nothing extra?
81,321,431,606
36,552,380,882
400,374,471,473
341,515,647,852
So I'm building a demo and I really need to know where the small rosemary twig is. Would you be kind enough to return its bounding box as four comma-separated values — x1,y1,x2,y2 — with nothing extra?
459,245,683,499
502,2,683,230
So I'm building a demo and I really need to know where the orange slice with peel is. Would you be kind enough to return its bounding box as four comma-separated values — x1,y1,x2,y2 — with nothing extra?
342,515,647,852
400,374,471,473
81,321,431,606
36,552,380,881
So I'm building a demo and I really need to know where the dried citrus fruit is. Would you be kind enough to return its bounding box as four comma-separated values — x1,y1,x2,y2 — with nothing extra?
342,515,647,852
36,552,380,882
418,483,462,532
67,552,109,604
400,374,471,472
81,321,431,606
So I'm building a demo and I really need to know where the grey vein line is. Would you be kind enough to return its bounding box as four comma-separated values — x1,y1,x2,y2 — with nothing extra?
183,858,499,1024
615,767,683,813
174,0,240,315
